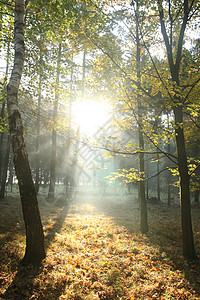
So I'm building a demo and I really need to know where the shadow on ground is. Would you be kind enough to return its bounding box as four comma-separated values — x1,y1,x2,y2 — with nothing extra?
76,193,200,296
1,196,70,300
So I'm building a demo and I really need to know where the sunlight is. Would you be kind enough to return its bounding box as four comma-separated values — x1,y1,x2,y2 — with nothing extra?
72,99,111,136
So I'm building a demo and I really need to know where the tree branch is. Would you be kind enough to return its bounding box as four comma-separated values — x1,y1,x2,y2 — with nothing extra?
189,162,200,177
157,0,174,74
175,0,189,73
184,76,200,103
143,166,177,181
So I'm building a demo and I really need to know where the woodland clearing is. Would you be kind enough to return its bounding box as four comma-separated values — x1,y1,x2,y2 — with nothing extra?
0,193,199,299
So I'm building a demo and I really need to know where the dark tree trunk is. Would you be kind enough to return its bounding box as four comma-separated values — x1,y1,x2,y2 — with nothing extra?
174,105,195,259
8,151,14,191
7,0,45,264
35,49,42,195
0,103,6,188
139,127,148,233
167,169,171,206
136,1,148,234
146,160,149,199
0,41,10,189
158,0,196,259
194,190,199,204
48,43,61,199
167,116,171,206
0,135,10,198
157,156,160,201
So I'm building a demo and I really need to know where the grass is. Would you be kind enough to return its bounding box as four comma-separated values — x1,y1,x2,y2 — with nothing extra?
0,193,199,299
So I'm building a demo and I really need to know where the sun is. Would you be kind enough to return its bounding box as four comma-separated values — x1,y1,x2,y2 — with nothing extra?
72,99,111,136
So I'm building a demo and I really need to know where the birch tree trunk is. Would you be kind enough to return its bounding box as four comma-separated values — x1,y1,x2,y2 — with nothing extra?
7,0,45,264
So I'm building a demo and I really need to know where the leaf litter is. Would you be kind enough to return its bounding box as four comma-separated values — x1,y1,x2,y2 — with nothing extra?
0,194,199,299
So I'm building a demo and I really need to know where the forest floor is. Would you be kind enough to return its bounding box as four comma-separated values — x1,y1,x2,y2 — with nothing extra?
0,192,200,299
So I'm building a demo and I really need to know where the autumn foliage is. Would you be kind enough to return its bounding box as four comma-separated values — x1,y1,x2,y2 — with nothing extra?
0,194,199,299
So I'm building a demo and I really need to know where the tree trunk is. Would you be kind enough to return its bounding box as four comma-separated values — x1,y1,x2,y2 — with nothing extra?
173,105,195,259
194,190,199,204
167,116,171,206
8,151,14,191
146,159,149,199
157,156,160,201
158,0,196,259
7,0,45,264
0,135,10,198
167,169,171,206
138,126,148,233
48,43,61,199
136,1,148,234
35,47,42,195
0,41,10,189
0,103,6,188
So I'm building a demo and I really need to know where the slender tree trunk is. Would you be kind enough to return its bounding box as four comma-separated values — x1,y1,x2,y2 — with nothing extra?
0,41,10,189
48,43,61,199
138,122,148,233
0,135,10,198
194,190,199,204
7,0,45,264
136,1,148,233
173,105,195,259
8,151,14,191
157,156,160,201
0,103,6,187
167,114,171,206
167,169,171,206
146,159,149,199
35,47,42,195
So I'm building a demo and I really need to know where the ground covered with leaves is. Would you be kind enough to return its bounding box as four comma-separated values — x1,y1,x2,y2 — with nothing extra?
0,193,200,299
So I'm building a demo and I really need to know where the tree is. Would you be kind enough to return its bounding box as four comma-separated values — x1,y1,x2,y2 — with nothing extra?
79,0,199,259
135,1,148,233
156,0,196,259
6,0,45,264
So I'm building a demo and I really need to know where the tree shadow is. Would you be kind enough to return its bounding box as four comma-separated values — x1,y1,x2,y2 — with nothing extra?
1,198,70,300
44,203,70,250
1,262,68,299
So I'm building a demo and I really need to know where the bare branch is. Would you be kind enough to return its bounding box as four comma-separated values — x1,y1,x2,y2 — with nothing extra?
157,0,174,73
184,76,200,103
175,0,189,73
189,162,200,177
143,166,177,181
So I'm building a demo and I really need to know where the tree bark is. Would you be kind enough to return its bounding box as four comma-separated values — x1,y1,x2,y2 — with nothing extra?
48,43,61,199
167,113,171,206
158,0,195,259
0,135,10,198
136,1,148,234
0,103,6,188
7,0,45,264
138,123,148,233
173,105,195,259
0,41,10,190
194,190,199,204
35,45,42,195
157,156,160,201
